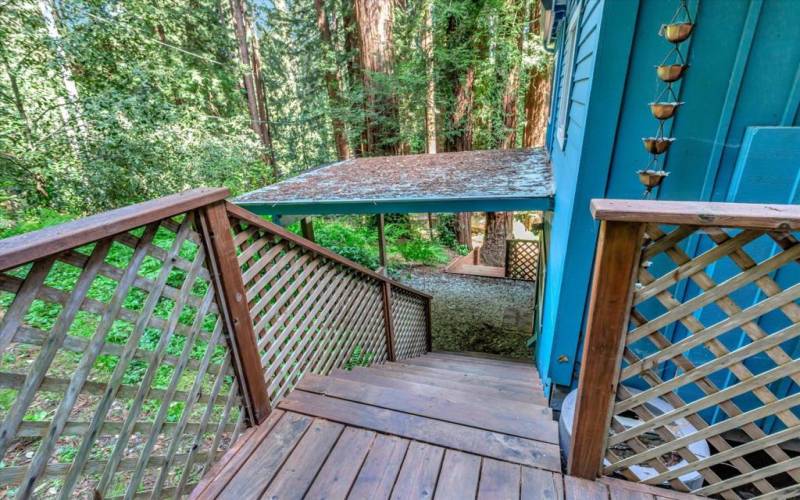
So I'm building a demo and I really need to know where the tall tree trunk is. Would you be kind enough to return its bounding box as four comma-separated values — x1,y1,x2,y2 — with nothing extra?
354,0,398,155
229,0,277,179
38,0,86,155
315,0,351,160
482,212,508,267
522,66,550,147
422,0,436,154
343,5,364,156
249,16,278,170
500,0,527,149
522,1,550,148
447,67,475,152
456,212,472,251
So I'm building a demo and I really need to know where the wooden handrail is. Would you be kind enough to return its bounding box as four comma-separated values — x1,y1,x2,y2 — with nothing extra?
225,202,433,300
591,198,800,230
0,188,230,271
568,220,645,479
0,188,434,497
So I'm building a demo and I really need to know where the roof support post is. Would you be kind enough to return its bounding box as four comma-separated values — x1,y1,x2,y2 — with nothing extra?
300,217,315,242
377,213,387,275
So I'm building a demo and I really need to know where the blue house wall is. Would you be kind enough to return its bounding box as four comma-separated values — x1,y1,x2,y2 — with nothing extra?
537,0,800,397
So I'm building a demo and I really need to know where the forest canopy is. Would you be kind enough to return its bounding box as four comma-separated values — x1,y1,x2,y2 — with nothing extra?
0,0,551,229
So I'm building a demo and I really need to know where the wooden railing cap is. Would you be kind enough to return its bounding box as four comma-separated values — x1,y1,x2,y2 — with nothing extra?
0,187,230,271
591,198,800,231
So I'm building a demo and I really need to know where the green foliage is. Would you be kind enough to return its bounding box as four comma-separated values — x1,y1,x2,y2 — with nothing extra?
344,345,374,370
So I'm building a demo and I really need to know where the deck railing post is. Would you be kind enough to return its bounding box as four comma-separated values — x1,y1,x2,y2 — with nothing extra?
424,297,433,352
568,220,645,479
382,282,397,361
197,201,271,425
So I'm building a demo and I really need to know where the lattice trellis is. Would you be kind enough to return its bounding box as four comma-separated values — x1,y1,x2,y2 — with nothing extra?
604,222,800,499
0,212,242,499
506,239,540,282
228,215,390,405
392,287,429,360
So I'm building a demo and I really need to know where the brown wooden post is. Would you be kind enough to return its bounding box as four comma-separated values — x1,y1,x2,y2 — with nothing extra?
381,282,397,361
424,297,433,352
568,220,644,479
377,213,387,274
300,217,315,242
197,202,271,425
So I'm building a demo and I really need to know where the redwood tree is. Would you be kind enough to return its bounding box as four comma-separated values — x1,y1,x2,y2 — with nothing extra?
354,0,399,155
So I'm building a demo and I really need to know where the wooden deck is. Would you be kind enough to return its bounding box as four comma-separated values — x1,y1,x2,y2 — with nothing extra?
190,352,703,500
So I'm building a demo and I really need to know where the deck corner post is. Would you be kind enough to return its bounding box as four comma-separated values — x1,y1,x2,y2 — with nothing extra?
568,220,645,479
197,201,271,425
382,281,397,361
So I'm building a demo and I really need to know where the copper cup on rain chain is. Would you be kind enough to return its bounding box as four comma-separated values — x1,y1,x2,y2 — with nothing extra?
642,137,675,154
656,64,689,82
637,169,670,189
649,102,683,120
661,23,694,43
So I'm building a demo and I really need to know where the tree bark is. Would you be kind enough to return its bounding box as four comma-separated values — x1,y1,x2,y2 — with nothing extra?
522,66,551,147
456,212,472,250
422,0,436,154
315,0,351,160
482,212,508,267
522,0,550,148
500,0,527,149
229,0,277,179
447,67,475,152
354,0,399,155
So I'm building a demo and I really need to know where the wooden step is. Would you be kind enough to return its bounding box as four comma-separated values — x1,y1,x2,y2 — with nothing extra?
407,355,540,382
335,366,548,406
277,390,562,472
381,361,542,393
297,373,557,443
329,368,550,416
427,351,536,371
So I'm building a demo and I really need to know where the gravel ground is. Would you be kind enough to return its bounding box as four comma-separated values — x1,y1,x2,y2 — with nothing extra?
393,266,536,359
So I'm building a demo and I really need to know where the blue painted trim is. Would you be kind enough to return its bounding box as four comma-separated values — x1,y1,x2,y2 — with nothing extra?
235,196,554,216
781,64,800,126
699,0,763,202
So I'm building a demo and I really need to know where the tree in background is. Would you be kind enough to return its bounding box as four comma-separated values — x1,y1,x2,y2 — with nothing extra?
0,0,551,230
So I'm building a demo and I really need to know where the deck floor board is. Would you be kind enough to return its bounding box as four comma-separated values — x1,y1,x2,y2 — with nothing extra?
190,353,705,500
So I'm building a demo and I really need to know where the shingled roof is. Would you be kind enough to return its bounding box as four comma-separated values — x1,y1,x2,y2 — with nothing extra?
234,148,553,215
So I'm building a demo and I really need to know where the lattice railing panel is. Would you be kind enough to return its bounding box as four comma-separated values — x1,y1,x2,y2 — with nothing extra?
506,239,540,281
392,286,429,360
0,211,242,499
229,215,390,405
603,222,800,499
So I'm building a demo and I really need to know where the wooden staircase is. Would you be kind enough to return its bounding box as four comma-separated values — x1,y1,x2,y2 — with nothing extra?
190,352,702,500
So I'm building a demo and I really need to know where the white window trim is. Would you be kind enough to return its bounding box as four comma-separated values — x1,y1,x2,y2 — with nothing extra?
556,5,581,150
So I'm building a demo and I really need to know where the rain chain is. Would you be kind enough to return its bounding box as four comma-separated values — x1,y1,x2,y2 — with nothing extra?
638,0,695,198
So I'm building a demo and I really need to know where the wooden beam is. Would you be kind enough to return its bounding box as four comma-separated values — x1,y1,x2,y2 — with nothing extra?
300,217,315,242
198,202,271,425
0,188,230,272
377,214,387,273
568,220,644,479
382,282,397,361
591,199,800,230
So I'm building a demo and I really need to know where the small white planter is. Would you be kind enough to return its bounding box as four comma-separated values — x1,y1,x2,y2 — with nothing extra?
559,387,709,491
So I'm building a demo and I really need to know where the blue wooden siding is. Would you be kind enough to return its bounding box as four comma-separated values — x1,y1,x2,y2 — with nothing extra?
538,0,800,395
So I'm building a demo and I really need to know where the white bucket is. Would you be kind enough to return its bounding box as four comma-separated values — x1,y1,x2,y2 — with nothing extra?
558,387,709,490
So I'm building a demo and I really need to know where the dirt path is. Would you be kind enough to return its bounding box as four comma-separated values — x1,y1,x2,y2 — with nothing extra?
394,266,536,359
